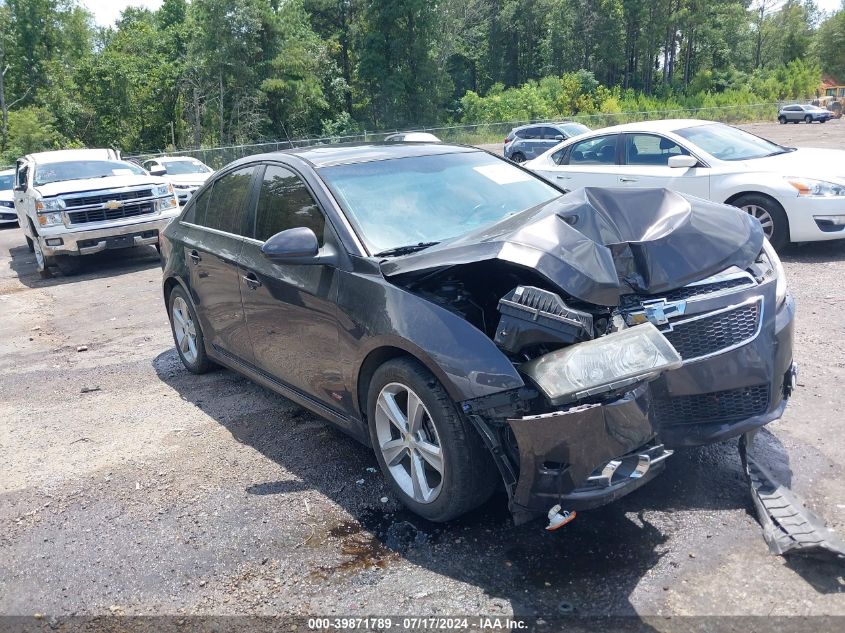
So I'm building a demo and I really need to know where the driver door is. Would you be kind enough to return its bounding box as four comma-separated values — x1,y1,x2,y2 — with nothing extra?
237,163,345,411
616,133,710,199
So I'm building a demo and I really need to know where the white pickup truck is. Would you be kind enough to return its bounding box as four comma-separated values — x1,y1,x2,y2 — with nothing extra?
14,149,180,276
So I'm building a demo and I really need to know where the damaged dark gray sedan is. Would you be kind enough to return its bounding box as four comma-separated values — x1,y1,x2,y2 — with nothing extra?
160,143,796,525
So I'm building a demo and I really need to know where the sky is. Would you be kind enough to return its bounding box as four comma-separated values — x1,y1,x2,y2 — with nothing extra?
82,0,842,27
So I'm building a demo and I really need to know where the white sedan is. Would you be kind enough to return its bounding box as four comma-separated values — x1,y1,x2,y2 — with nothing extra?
524,119,845,248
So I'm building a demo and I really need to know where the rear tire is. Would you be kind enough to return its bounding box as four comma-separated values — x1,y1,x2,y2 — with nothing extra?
366,357,498,522
167,286,213,374
732,193,789,250
510,152,526,164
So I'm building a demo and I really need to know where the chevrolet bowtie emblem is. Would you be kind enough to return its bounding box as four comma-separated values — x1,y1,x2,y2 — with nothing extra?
641,299,687,326
103,200,123,210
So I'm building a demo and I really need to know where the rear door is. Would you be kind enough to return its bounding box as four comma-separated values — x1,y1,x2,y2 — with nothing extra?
616,133,710,198
180,166,257,362
533,134,624,190
237,163,344,409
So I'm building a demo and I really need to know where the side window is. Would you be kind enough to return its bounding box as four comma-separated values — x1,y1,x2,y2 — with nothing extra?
254,166,326,244
552,147,569,165
625,134,688,166
569,135,619,165
201,167,254,235
519,126,540,140
542,126,562,140
182,185,212,225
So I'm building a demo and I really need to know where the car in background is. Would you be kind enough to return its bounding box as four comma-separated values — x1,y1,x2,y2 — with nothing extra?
159,142,794,525
524,119,845,249
0,169,17,225
504,121,590,163
142,156,214,205
15,149,179,276
384,132,441,143
778,104,832,124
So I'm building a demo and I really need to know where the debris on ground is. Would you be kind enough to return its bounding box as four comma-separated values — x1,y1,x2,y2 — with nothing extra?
76,345,88,352
80,385,101,394
741,434,845,559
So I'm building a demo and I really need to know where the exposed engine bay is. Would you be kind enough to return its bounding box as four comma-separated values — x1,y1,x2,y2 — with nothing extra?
381,187,796,522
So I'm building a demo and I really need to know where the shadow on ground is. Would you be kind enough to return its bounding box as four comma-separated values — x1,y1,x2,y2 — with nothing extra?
6,241,161,288
147,348,843,619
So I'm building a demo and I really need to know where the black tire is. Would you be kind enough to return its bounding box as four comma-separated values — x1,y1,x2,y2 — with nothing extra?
366,357,498,522
510,152,526,163
821,118,827,123
54,255,82,276
804,115,812,124
778,115,787,124
167,285,213,374
732,193,789,250
25,235,34,252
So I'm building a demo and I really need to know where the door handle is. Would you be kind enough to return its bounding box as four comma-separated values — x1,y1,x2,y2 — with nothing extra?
620,178,638,183
189,250,201,263
242,273,262,289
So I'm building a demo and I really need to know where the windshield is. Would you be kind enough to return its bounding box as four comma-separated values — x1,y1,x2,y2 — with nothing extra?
675,123,787,161
161,159,211,175
0,175,13,190
34,160,147,186
320,152,561,254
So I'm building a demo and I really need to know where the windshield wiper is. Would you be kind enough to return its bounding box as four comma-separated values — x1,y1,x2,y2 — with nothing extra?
374,242,440,257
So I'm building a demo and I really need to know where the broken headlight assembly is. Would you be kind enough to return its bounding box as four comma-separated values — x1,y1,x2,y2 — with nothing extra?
520,323,682,405
759,239,787,307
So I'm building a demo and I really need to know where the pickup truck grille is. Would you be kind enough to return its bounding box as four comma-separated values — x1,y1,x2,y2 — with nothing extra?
67,200,156,225
66,189,153,209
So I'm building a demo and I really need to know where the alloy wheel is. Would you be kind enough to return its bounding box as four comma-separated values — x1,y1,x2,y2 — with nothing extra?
172,296,199,364
374,382,444,504
742,204,774,238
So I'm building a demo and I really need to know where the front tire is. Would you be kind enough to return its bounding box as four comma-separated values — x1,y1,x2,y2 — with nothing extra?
167,286,213,374
733,193,789,250
367,358,497,522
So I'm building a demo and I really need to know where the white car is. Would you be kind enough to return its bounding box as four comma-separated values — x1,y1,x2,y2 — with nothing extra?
524,119,845,248
141,156,213,204
0,169,17,225
383,132,441,143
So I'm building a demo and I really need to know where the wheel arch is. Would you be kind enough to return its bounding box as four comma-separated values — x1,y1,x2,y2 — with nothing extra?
723,191,790,243
162,274,190,308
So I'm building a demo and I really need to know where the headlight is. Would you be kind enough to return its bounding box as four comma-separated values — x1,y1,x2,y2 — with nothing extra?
760,238,787,306
0,201,14,208
37,211,64,227
36,198,65,212
154,183,174,197
520,323,682,405
157,196,179,211
786,177,845,197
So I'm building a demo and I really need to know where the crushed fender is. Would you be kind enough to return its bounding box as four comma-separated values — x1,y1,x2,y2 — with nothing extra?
741,434,845,559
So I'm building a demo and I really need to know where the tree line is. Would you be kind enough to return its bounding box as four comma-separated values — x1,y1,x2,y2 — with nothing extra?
0,0,842,162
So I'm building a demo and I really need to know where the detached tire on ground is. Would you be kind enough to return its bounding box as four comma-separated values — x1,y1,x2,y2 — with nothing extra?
732,193,789,250
167,285,213,374
367,357,498,522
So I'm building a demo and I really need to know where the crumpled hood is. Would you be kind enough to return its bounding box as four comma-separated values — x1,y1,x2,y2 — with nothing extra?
34,175,168,198
381,187,763,307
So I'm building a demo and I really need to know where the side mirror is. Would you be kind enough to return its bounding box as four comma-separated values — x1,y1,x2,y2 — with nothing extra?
554,135,564,141
668,155,698,169
149,165,167,176
261,227,320,262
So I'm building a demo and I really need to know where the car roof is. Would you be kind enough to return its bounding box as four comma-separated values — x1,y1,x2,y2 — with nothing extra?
24,149,120,164
573,119,716,136
235,142,479,169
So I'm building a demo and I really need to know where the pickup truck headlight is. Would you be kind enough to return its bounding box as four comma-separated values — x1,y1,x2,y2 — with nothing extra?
36,198,65,212
154,183,174,197
786,177,845,197
520,323,683,405
760,238,787,306
157,195,179,211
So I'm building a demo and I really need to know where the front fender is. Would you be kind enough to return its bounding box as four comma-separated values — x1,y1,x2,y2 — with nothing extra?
337,270,524,410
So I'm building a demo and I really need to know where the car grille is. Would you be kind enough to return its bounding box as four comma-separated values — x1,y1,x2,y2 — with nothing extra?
663,299,761,362
67,201,156,225
0,211,16,220
66,189,153,209
652,385,770,425
621,274,756,308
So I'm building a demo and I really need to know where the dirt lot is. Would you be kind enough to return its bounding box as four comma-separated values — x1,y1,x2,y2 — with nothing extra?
2,121,845,623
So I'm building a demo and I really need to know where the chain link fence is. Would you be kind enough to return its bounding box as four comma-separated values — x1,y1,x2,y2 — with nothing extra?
128,102,789,169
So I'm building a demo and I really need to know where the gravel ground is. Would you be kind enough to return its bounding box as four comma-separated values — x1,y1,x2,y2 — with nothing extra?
1,121,845,623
